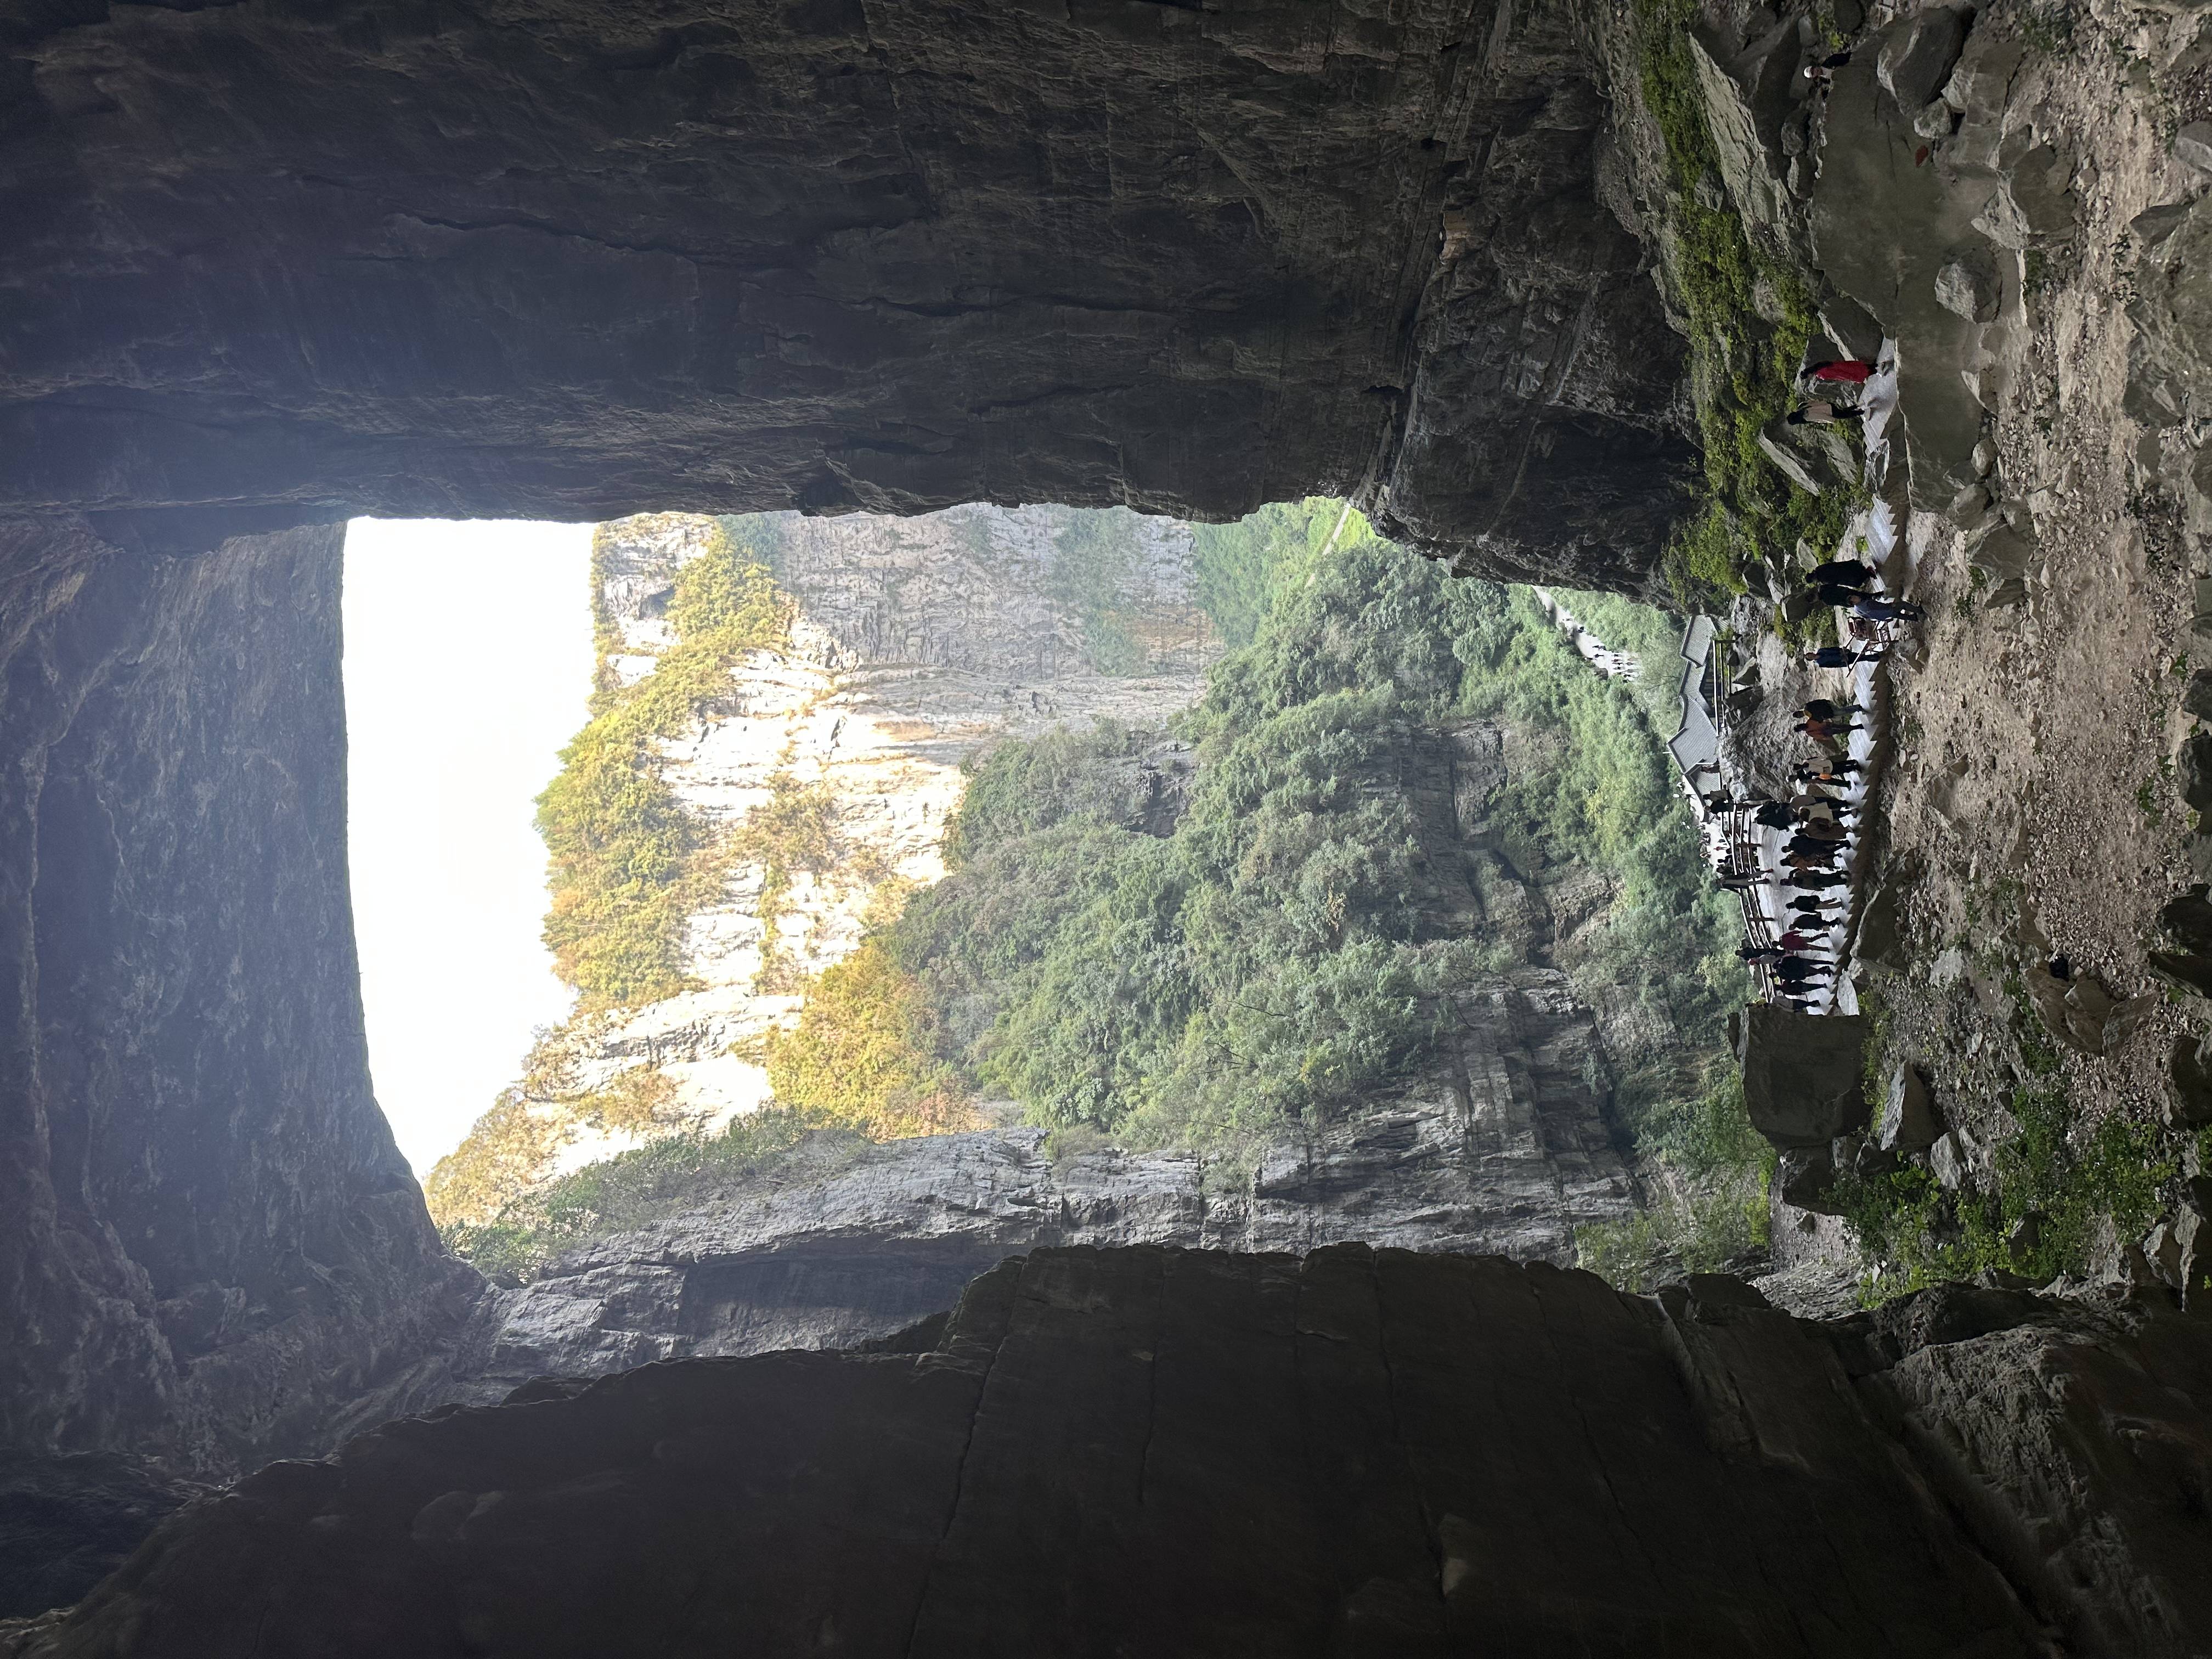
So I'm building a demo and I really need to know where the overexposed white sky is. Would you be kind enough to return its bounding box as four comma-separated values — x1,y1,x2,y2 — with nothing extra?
343,518,596,1175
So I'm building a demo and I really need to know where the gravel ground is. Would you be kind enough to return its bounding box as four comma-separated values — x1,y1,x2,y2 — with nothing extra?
1753,1,2212,1286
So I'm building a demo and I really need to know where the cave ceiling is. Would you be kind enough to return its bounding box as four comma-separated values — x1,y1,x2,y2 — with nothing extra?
0,0,1691,587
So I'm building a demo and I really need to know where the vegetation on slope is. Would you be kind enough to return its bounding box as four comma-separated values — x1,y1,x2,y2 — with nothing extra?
429,523,797,1230
425,1029,689,1227
443,499,1765,1282
1628,0,1858,606
881,503,1751,1184
762,930,978,1140
1836,966,2183,1301
538,523,792,1007
441,1108,848,1286
1186,499,1328,648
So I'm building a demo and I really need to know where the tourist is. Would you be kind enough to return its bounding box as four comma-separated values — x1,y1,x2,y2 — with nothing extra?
1775,958,1832,983
1853,594,1925,623
1795,698,1859,722
1801,49,1852,88
1804,559,1875,590
1754,802,1797,830
1785,845,1843,869
1787,400,1865,428
1803,643,1882,669
1776,929,1825,954
1803,358,1876,387
1791,870,1850,890
1810,582,1870,608
1795,757,1862,781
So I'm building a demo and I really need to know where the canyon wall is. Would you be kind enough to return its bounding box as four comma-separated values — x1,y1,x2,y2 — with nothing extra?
0,0,1691,589
428,506,1220,1214
391,970,1636,1408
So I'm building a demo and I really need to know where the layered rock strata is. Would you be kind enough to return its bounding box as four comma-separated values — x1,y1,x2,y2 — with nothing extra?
14,1247,2210,1658
397,969,1635,1406
0,0,1693,588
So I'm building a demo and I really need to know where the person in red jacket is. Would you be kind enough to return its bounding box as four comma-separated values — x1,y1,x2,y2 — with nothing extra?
1804,358,1876,385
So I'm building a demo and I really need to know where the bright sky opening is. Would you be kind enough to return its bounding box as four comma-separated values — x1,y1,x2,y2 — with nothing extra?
343,518,596,1175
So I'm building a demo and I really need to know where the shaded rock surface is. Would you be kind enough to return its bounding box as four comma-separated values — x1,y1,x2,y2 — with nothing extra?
0,520,485,1612
0,1459,208,1632
0,0,1692,589
385,969,1638,1409
1736,1002,1867,1149
0,521,478,1486
13,1247,2212,1658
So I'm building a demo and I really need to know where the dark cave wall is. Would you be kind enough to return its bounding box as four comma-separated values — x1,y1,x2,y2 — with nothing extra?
0,0,1691,587
0,520,475,1479
17,1249,2212,1659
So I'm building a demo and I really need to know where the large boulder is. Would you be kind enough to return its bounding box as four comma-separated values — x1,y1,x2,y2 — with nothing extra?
2185,735,2212,814
11,1245,2194,1659
1776,1145,1843,1215
2023,962,2156,1054
2160,885,2212,955
2165,1034,2212,1130
1874,1066,1943,1153
1736,1003,1869,1150
0,1457,208,1622
1875,7,1969,113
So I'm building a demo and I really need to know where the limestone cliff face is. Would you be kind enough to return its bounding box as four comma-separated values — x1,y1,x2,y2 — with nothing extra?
0,521,477,1477
397,967,1634,1405
433,507,1218,1212
16,1249,2210,1658
0,0,1694,590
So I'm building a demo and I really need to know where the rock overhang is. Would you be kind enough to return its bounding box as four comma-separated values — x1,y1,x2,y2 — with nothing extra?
0,0,1694,590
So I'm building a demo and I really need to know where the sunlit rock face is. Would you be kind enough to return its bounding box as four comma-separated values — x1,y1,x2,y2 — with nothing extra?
596,505,1214,1123
434,506,1217,1206
0,522,478,1488
0,0,1692,589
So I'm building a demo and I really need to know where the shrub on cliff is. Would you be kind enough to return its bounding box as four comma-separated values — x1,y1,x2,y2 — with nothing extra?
763,935,978,1139
537,523,792,1007
893,502,1745,1159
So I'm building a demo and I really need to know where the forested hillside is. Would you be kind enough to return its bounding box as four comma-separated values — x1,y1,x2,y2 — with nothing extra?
798,504,1747,1157
444,501,1763,1284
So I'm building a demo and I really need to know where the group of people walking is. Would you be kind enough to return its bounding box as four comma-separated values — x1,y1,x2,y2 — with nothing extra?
1688,329,1922,1012
1699,532,1918,1013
